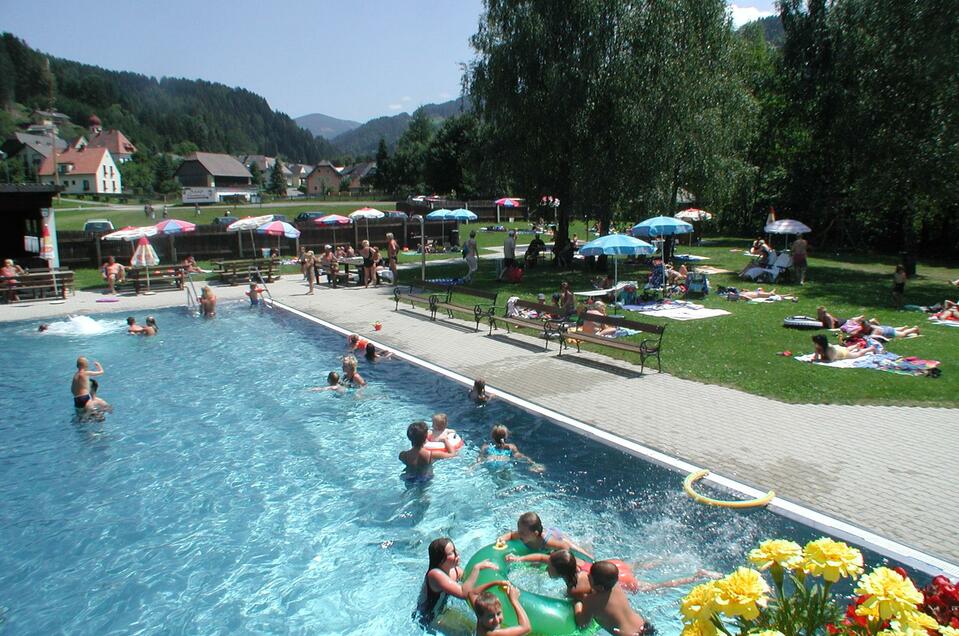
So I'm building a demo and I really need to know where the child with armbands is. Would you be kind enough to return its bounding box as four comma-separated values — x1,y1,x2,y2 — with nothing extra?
468,581,531,636
496,512,590,556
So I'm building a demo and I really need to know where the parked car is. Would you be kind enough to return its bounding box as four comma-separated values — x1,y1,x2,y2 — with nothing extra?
212,215,238,226
294,211,329,224
83,219,115,233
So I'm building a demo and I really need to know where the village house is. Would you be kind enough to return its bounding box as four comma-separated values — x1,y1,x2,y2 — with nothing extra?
84,115,138,163
305,160,343,194
176,152,255,202
0,132,68,176
341,161,377,193
37,146,122,194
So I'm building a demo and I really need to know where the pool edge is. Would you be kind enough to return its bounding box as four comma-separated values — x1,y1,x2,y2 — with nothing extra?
272,300,959,580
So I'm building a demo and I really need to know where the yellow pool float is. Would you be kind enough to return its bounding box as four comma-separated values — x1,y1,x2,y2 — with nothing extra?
683,470,774,509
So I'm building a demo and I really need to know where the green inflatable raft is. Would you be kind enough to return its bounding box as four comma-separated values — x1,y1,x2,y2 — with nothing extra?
461,540,600,636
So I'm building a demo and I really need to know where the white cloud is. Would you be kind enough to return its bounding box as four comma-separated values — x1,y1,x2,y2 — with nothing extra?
388,103,403,111
728,4,775,28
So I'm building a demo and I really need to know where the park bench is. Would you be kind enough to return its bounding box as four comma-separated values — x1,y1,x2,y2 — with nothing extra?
0,270,75,301
561,309,665,373
393,281,451,318
488,299,568,350
436,286,499,331
212,258,280,285
127,265,187,294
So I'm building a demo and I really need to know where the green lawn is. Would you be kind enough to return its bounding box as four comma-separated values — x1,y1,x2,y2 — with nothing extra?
407,236,958,407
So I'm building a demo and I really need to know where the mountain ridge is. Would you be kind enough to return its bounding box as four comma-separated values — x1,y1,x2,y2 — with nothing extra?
294,112,362,139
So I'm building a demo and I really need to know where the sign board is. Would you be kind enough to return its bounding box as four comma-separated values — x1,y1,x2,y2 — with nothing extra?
182,187,217,204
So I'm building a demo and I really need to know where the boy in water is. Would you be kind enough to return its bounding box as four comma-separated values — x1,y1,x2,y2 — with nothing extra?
469,378,492,403
246,282,266,306
469,583,531,636
138,316,158,337
427,413,459,452
575,561,654,636
310,371,345,393
126,316,143,334
399,421,459,482
81,379,113,421
71,357,104,413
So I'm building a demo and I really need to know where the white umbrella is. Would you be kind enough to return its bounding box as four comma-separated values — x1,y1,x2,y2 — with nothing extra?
102,225,159,241
227,215,274,257
764,219,811,235
675,208,713,222
350,207,385,240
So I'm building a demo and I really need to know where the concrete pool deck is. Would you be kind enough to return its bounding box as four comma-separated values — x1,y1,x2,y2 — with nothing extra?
3,277,957,575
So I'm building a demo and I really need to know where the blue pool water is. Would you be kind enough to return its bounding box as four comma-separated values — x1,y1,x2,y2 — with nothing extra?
0,305,906,634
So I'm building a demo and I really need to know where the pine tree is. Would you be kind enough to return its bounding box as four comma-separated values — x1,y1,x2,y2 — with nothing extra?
268,158,287,195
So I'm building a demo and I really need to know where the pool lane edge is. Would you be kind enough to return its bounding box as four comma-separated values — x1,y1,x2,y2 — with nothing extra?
272,300,959,580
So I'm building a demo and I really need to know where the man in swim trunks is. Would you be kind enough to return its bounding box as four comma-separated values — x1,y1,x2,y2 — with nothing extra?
72,356,104,412
101,256,125,294
126,316,144,334
575,561,655,636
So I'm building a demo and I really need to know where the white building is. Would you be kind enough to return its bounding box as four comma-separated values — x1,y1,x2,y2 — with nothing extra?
38,147,122,194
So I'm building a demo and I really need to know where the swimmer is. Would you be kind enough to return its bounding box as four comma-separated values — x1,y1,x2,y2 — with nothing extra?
506,549,592,600
71,356,104,413
38,324,49,332
246,282,266,306
574,561,654,636
341,355,366,387
310,371,345,393
347,333,369,352
469,378,491,403
399,421,459,482
126,316,144,334
364,342,392,362
199,286,217,318
413,537,499,628
81,378,113,421
469,582,532,636
497,512,589,556
428,413,458,453
478,425,543,472
139,316,158,337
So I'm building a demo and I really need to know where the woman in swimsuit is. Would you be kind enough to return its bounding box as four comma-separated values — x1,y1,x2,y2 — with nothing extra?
359,240,376,287
413,537,498,627
399,421,459,483
1,258,25,302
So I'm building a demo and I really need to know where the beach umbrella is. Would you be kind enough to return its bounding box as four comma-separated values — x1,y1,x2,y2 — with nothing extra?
130,236,160,293
630,216,694,238
764,219,811,235
227,214,274,258
675,208,713,222
314,213,352,246
350,207,385,240
41,220,60,300
579,234,655,284
426,209,454,245
450,208,478,223
154,219,197,263
102,225,159,241
257,220,300,257
494,197,523,223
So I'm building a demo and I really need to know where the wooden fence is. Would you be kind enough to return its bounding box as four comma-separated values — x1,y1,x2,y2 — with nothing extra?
56,220,462,268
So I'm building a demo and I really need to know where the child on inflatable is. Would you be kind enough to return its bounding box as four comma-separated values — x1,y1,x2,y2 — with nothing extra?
478,425,543,472
427,413,463,453
496,512,590,556
399,421,459,483
506,549,592,600
575,561,653,636
468,582,531,636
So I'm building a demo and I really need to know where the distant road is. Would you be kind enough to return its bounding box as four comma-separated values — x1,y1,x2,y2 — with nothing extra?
55,197,396,213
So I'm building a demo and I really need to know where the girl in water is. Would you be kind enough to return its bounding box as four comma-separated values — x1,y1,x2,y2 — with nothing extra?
413,537,498,628
496,512,589,556
477,425,543,472
506,549,591,599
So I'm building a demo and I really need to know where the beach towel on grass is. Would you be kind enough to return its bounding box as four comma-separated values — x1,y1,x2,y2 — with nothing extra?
794,352,941,376
929,319,959,328
574,281,634,297
620,300,730,321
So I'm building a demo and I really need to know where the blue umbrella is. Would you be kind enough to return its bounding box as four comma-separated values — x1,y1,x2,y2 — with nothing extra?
579,234,655,284
630,216,694,238
426,209,454,244
450,208,478,223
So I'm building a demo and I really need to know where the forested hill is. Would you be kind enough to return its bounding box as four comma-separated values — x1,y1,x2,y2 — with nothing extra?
330,97,470,155
0,33,336,162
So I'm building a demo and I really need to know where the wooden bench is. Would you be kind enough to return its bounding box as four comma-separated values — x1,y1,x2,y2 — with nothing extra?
489,299,569,350
561,309,665,373
1,270,75,301
393,281,450,318
127,265,187,294
436,286,499,331
212,258,281,285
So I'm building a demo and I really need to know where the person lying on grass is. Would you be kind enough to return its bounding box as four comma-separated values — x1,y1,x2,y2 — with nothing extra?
811,334,877,362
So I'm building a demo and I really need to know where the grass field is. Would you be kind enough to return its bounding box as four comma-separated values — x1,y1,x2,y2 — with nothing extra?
63,227,958,406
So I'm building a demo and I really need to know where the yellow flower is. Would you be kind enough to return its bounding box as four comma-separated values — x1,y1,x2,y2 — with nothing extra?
715,567,770,620
855,567,923,620
877,628,932,636
939,626,959,636
802,538,864,582
751,631,785,636
892,609,939,631
681,621,718,636
749,540,803,571
680,581,720,625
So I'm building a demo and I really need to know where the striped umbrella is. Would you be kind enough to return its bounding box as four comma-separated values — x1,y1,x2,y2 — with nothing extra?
314,214,352,246
155,219,197,263
131,236,161,293
350,207,384,240
227,215,274,257
257,220,300,257
494,197,523,223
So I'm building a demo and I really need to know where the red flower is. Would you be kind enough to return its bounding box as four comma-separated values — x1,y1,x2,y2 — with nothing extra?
933,575,951,589
893,567,910,580
826,623,839,635
950,617,959,628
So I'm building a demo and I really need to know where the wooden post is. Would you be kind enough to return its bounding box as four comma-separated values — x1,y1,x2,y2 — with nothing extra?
169,235,177,263
93,235,101,267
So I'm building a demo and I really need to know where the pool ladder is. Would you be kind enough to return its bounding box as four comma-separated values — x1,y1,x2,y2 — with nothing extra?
183,271,201,310
251,266,275,308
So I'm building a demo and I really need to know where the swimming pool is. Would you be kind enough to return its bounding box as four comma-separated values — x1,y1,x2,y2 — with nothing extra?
0,304,913,634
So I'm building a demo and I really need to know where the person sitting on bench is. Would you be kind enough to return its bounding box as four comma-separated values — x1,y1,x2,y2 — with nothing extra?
580,301,618,337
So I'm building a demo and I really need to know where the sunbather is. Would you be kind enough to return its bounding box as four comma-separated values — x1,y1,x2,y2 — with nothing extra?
736,288,797,301
862,322,920,339
811,335,876,362
817,306,847,329
932,300,959,321
666,263,688,285
581,301,618,337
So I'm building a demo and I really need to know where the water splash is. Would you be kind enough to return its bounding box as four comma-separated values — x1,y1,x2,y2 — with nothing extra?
41,315,122,336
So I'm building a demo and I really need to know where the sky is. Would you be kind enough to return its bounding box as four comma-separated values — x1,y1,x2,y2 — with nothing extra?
0,0,776,124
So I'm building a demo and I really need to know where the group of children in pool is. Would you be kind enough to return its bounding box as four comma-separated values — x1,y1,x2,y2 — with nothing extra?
417,512,719,636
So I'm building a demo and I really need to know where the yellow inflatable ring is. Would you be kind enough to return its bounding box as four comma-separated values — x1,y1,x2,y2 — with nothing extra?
683,470,775,509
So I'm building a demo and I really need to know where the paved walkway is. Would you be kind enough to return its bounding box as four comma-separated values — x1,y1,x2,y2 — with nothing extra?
3,277,957,573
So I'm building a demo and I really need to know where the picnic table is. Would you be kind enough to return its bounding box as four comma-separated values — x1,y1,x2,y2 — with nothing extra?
211,258,281,285
0,270,75,301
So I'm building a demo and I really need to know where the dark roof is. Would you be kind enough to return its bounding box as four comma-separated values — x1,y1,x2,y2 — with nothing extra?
182,152,252,178
3,133,67,158
0,183,62,193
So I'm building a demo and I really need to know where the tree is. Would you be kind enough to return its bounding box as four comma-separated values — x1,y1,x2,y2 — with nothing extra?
152,154,180,196
372,138,390,191
388,109,435,195
119,151,156,194
249,162,264,188
268,157,287,195
425,114,480,197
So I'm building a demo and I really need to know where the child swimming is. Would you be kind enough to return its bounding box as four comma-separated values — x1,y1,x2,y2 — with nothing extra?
469,378,491,403
497,512,589,556
506,549,592,600
309,371,344,393
478,425,543,472
341,355,366,387
246,282,266,306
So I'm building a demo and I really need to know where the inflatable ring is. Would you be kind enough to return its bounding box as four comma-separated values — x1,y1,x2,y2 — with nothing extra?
424,431,464,453
683,470,775,509
463,540,600,635
783,315,824,330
